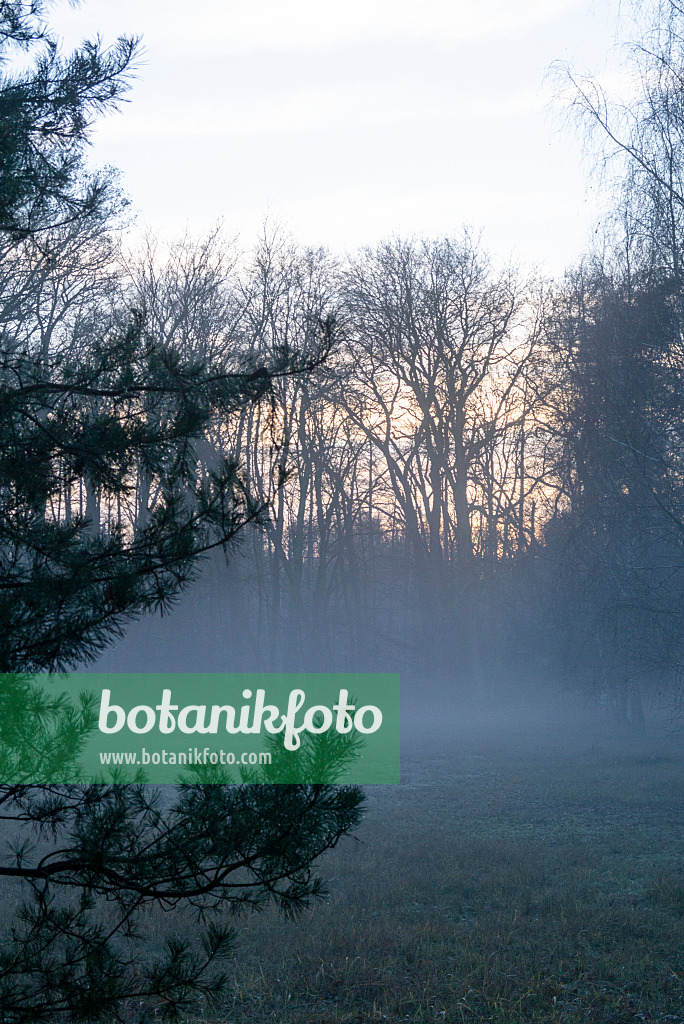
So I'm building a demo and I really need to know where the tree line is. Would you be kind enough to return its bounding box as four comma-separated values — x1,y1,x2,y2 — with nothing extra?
10,156,684,725
84,207,684,730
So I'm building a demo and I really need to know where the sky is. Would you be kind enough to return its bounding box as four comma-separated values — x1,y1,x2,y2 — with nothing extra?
48,0,623,275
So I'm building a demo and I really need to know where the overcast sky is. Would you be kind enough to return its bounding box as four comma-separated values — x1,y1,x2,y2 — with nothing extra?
49,0,622,274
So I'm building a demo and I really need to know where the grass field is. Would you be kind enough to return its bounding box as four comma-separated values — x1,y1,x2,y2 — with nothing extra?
194,710,684,1024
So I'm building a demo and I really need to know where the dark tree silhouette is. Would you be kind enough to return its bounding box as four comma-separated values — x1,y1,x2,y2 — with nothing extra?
0,4,362,1020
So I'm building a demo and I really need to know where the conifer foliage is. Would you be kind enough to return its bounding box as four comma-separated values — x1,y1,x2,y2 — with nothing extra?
0,4,362,1020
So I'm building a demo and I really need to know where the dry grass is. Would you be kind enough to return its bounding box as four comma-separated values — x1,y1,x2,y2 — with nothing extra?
196,713,684,1024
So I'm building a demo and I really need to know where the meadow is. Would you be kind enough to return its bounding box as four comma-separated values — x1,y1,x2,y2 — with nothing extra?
199,710,684,1024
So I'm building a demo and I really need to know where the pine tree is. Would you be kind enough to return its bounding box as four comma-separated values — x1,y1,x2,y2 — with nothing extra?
0,4,361,1020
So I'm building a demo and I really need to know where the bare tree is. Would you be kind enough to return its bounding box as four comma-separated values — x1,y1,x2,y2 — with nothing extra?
338,232,541,686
